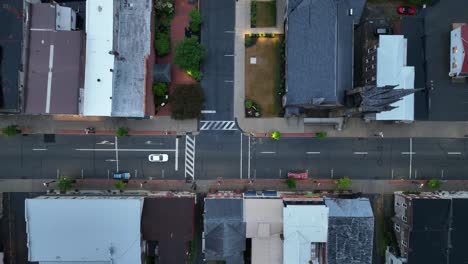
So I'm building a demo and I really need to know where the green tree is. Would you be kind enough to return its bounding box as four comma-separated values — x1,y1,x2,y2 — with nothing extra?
427,178,442,189
57,176,74,193
116,127,128,137
285,178,296,189
315,131,327,139
153,82,168,97
114,180,127,191
170,84,204,120
189,8,202,33
2,125,21,136
336,177,351,189
173,37,205,77
271,131,281,140
155,32,170,56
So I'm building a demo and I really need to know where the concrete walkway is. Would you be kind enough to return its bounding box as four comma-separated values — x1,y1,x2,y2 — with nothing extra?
2,178,468,194
0,115,198,135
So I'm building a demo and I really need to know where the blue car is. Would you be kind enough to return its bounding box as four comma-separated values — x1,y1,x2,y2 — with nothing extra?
113,172,131,181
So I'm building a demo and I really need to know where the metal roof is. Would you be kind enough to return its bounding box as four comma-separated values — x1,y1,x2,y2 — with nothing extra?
376,35,415,121
283,204,329,264
83,0,115,116
25,197,143,264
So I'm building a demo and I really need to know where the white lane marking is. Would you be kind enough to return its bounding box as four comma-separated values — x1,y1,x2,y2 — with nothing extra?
441,169,444,178
331,169,334,178
353,152,368,155
201,110,216,114
447,152,462,155
391,169,394,179
224,80,234,83
306,152,321,154
401,152,416,155
240,133,243,179
45,44,54,113
260,151,276,154
415,169,418,179
32,148,48,151
248,136,251,179
175,137,179,171
76,148,176,152
185,136,196,179
224,54,235,57
224,30,235,33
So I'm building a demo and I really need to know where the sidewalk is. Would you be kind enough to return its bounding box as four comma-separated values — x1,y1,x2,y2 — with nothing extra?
2,178,468,194
0,115,198,135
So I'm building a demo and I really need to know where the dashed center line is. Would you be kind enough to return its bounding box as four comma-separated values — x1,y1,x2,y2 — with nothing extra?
401,152,416,155
306,152,321,154
354,152,368,155
260,151,276,154
447,152,462,155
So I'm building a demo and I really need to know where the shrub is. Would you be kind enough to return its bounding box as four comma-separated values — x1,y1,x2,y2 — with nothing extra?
189,8,202,33
153,82,168,97
2,125,21,136
170,84,204,120
57,176,73,193
336,177,351,189
315,131,327,139
114,180,127,191
116,127,128,137
187,69,202,81
250,0,257,27
245,100,253,109
427,178,442,189
285,178,296,189
174,37,205,76
154,0,175,18
155,32,170,56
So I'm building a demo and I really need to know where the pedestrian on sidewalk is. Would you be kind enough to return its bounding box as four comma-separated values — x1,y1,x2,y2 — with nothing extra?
374,131,384,138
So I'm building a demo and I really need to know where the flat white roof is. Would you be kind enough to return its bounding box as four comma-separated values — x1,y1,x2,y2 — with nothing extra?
376,35,415,121
283,204,329,264
245,199,283,264
25,197,143,264
83,0,114,116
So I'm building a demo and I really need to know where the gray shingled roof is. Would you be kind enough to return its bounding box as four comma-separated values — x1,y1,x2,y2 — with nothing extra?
325,198,374,264
204,199,245,264
285,0,364,108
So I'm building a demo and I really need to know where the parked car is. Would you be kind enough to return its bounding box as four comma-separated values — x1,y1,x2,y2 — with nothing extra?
374,27,391,36
287,171,308,179
397,6,416,15
148,154,169,162
113,172,131,181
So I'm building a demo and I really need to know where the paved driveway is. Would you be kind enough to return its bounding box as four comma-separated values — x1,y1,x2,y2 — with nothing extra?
200,0,235,120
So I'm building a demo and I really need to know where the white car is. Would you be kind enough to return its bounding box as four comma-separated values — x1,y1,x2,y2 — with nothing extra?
148,154,169,162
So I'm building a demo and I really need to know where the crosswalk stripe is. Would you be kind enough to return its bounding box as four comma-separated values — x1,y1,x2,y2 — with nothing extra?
200,121,237,131
185,135,196,179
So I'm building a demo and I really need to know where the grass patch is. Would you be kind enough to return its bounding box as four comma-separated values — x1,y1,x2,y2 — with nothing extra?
256,1,277,27
245,35,283,117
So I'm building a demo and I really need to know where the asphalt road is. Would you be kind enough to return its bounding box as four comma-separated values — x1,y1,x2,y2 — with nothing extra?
200,0,235,120
0,134,467,180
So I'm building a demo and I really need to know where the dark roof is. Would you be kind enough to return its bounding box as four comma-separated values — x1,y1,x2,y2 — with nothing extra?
204,198,245,264
153,64,171,83
25,30,83,114
30,4,56,30
285,0,364,108
448,198,468,264
408,199,451,264
141,197,195,264
325,198,374,264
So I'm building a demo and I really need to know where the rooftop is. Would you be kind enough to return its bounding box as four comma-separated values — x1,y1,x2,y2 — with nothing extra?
283,203,329,264
141,197,195,263
285,0,363,108
244,199,283,264
325,198,374,264
204,198,246,264
376,35,415,121
25,196,144,264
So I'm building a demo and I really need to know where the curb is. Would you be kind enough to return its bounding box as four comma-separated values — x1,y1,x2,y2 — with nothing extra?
254,132,317,138
56,130,178,136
